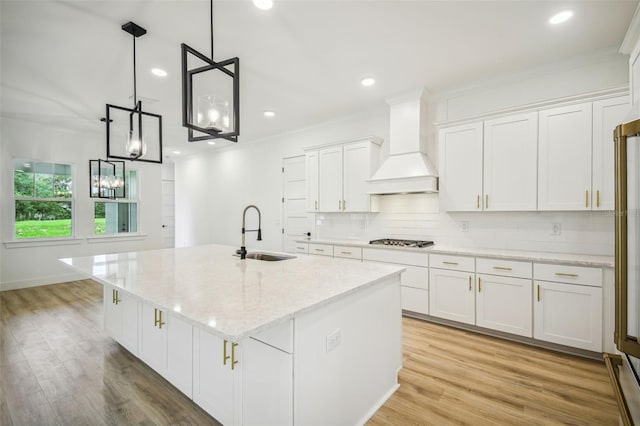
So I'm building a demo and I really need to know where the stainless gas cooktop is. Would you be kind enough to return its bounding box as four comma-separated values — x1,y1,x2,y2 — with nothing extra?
369,239,434,248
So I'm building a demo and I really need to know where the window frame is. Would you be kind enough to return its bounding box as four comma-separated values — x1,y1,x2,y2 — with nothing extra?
11,159,76,241
92,168,141,236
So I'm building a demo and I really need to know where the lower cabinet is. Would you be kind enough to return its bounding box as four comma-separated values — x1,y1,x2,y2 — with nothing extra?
193,327,293,426
429,268,475,325
139,302,194,398
103,285,139,355
533,280,603,352
476,274,532,337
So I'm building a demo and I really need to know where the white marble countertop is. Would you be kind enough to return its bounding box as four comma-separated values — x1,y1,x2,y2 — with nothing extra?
60,244,404,341
296,238,615,267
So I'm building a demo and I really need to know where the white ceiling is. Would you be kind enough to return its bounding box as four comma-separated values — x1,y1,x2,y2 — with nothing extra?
1,0,638,157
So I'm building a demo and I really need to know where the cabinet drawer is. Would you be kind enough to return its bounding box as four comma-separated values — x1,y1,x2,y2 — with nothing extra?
476,258,532,279
429,254,475,272
293,243,309,254
362,248,428,267
334,246,362,260
308,243,333,257
401,287,428,315
534,263,602,287
402,265,429,290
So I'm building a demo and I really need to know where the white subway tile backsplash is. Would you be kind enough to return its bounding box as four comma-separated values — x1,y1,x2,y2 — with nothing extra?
315,194,614,256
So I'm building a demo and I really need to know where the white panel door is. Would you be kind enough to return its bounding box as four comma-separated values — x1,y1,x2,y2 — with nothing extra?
538,102,593,210
533,281,603,352
476,274,532,337
429,268,475,325
139,302,167,375
166,314,193,398
161,180,175,248
343,142,370,212
592,96,629,210
283,156,313,253
483,112,538,211
305,152,319,212
318,146,343,212
439,122,483,211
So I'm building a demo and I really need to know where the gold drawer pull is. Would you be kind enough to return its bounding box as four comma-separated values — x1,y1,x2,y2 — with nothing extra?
340,251,352,255
478,277,482,292
443,261,459,265
485,194,488,209
231,342,239,370
596,190,600,208
468,276,472,291
537,285,541,302
314,248,325,252
493,266,512,271
477,194,480,209
296,246,305,250
154,308,165,328
585,190,589,208
555,272,578,278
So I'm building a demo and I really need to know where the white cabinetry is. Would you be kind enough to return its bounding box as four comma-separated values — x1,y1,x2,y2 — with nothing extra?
475,258,533,337
363,248,429,315
139,302,193,397
592,96,629,210
483,112,538,211
305,137,381,213
429,255,475,325
193,326,293,426
439,122,483,211
103,285,139,355
533,263,603,352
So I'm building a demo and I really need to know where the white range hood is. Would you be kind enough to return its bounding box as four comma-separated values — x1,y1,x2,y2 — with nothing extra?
367,89,438,194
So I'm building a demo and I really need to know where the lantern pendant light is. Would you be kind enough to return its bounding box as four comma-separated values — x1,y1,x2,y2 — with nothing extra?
89,159,126,199
181,0,240,142
104,21,163,163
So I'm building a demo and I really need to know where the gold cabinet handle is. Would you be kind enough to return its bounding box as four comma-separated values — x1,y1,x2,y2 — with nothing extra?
315,201,318,210
154,308,165,328
468,276,472,291
114,290,121,305
315,248,325,252
555,272,578,278
477,194,480,209
443,261,459,266
485,194,488,209
296,246,305,250
537,285,541,302
223,339,230,365
585,190,589,208
340,251,352,255
493,266,512,271
478,277,482,292
596,190,600,208
231,342,239,370
112,289,116,304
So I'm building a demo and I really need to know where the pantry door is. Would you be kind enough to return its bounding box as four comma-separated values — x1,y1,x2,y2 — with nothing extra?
282,156,313,253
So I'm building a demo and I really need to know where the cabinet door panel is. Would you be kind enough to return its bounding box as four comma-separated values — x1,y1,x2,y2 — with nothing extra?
538,103,592,210
440,122,483,211
476,274,532,337
343,142,370,212
305,152,319,212
429,269,475,325
139,303,167,375
483,112,538,211
119,293,139,355
103,286,121,341
318,146,343,212
533,281,602,352
166,315,193,398
401,286,429,315
592,96,629,210
193,329,235,426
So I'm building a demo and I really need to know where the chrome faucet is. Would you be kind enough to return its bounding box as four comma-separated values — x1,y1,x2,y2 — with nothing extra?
240,205,262,259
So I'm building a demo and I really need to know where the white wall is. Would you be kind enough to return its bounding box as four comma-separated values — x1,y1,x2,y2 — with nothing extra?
0,118,165,290
175,49,628,257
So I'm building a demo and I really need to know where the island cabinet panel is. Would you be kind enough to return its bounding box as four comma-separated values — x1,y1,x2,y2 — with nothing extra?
139,302,194,398
103,285,139,356
193,327,293,426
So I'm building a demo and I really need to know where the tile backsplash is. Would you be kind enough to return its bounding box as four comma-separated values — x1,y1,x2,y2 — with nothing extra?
315,193,614,256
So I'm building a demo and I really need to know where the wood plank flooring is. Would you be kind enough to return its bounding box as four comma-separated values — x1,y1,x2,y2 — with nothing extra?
1,280,620,425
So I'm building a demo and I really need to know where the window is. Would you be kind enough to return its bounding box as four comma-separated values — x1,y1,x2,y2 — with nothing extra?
13,160,73,239
94,170,138,235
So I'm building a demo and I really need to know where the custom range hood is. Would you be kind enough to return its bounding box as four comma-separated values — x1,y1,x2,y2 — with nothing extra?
367,89,438,194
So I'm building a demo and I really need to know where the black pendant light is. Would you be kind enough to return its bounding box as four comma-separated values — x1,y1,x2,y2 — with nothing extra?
89,159,126,199
104,21,163,163
181,0,240,142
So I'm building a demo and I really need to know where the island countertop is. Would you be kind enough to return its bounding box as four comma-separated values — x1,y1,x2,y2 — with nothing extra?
60,244,404,341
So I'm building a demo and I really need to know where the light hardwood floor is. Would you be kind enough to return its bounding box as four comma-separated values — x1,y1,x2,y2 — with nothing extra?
1,280,619,425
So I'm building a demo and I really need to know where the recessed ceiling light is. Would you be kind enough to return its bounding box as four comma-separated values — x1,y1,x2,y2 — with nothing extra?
361,77,375,87
549,10,573,25
253,0,273,10
151,68,168,77
172,150,181,155
208,141,216,145
264,110,276,117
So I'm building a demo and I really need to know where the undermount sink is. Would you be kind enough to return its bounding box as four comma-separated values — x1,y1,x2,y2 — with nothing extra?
236,252,296,261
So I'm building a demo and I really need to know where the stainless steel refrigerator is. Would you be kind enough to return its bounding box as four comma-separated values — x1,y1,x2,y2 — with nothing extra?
612,116,640,424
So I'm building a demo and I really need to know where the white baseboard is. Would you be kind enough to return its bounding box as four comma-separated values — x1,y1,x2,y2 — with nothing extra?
0,272,87,292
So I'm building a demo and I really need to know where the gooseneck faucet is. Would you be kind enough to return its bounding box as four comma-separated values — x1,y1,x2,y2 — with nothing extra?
240,205,262,259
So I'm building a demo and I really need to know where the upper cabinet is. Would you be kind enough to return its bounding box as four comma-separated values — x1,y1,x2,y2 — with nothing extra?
440,93,629,212
305,137,381,213
440,112,537,212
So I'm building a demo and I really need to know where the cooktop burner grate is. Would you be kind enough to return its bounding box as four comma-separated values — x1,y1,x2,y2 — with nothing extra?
369,239,434,248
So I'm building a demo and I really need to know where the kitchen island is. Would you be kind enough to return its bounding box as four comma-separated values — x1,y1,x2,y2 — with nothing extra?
61,244,404,426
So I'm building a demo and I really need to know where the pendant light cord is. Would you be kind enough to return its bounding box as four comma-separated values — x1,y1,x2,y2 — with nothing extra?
133,34,137,107
210,0,214,60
